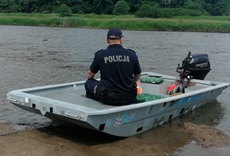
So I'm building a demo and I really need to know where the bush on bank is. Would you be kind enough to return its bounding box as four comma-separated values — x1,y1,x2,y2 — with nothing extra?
58,4,72,17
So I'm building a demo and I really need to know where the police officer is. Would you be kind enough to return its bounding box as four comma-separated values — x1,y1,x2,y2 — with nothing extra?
85,28,142,106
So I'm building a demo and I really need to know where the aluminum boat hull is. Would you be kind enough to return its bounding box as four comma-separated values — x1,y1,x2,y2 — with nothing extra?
7,72,230,137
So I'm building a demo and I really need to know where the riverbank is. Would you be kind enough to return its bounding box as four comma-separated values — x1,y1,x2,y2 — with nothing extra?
0,13,230,33
1,122,230,156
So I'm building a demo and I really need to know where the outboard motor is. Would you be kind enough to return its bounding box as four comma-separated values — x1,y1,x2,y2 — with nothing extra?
177,52,211,81
168,52,211,95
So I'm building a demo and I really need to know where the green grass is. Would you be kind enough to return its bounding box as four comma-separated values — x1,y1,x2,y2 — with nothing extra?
0,13,230,33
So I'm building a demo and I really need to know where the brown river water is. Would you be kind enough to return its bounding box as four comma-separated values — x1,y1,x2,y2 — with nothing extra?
0,25,230,155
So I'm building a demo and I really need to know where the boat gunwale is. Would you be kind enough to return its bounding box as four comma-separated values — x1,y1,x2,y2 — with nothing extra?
7,78,230,116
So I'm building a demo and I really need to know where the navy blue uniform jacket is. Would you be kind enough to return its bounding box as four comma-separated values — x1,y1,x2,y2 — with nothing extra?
90,44,141,93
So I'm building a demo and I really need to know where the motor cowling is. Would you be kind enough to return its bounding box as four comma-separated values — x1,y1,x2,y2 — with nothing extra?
178,52,211,80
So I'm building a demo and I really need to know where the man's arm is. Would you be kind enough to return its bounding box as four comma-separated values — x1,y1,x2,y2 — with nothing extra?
134,73,141,82
86,70,96,79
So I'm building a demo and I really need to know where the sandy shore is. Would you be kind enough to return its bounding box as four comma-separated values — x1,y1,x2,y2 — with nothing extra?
1,122,230,156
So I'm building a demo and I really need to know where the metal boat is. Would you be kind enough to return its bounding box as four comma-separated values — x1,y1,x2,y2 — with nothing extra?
7,52,230,137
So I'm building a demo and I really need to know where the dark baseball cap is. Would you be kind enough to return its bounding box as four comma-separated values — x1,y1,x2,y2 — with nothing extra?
107,28,123,40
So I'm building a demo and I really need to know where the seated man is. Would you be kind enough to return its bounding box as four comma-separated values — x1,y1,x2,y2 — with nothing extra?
85,28,142,106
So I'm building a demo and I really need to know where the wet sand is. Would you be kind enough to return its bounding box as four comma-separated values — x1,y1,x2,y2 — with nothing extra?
1,122,230,156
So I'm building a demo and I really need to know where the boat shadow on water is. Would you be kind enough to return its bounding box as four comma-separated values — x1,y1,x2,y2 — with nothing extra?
37,123,122,146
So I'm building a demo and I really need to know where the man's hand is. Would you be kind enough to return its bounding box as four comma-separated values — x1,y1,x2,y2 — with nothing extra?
87,70,96,79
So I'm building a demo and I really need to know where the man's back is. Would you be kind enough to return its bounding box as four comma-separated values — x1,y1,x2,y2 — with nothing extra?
91,44,140,93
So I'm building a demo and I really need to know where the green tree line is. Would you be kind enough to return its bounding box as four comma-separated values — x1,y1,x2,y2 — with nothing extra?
0,0,229,17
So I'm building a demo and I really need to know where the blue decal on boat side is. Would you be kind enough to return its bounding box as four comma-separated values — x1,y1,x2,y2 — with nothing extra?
114,115,123,128
106,113,135,128
175,94,203,106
